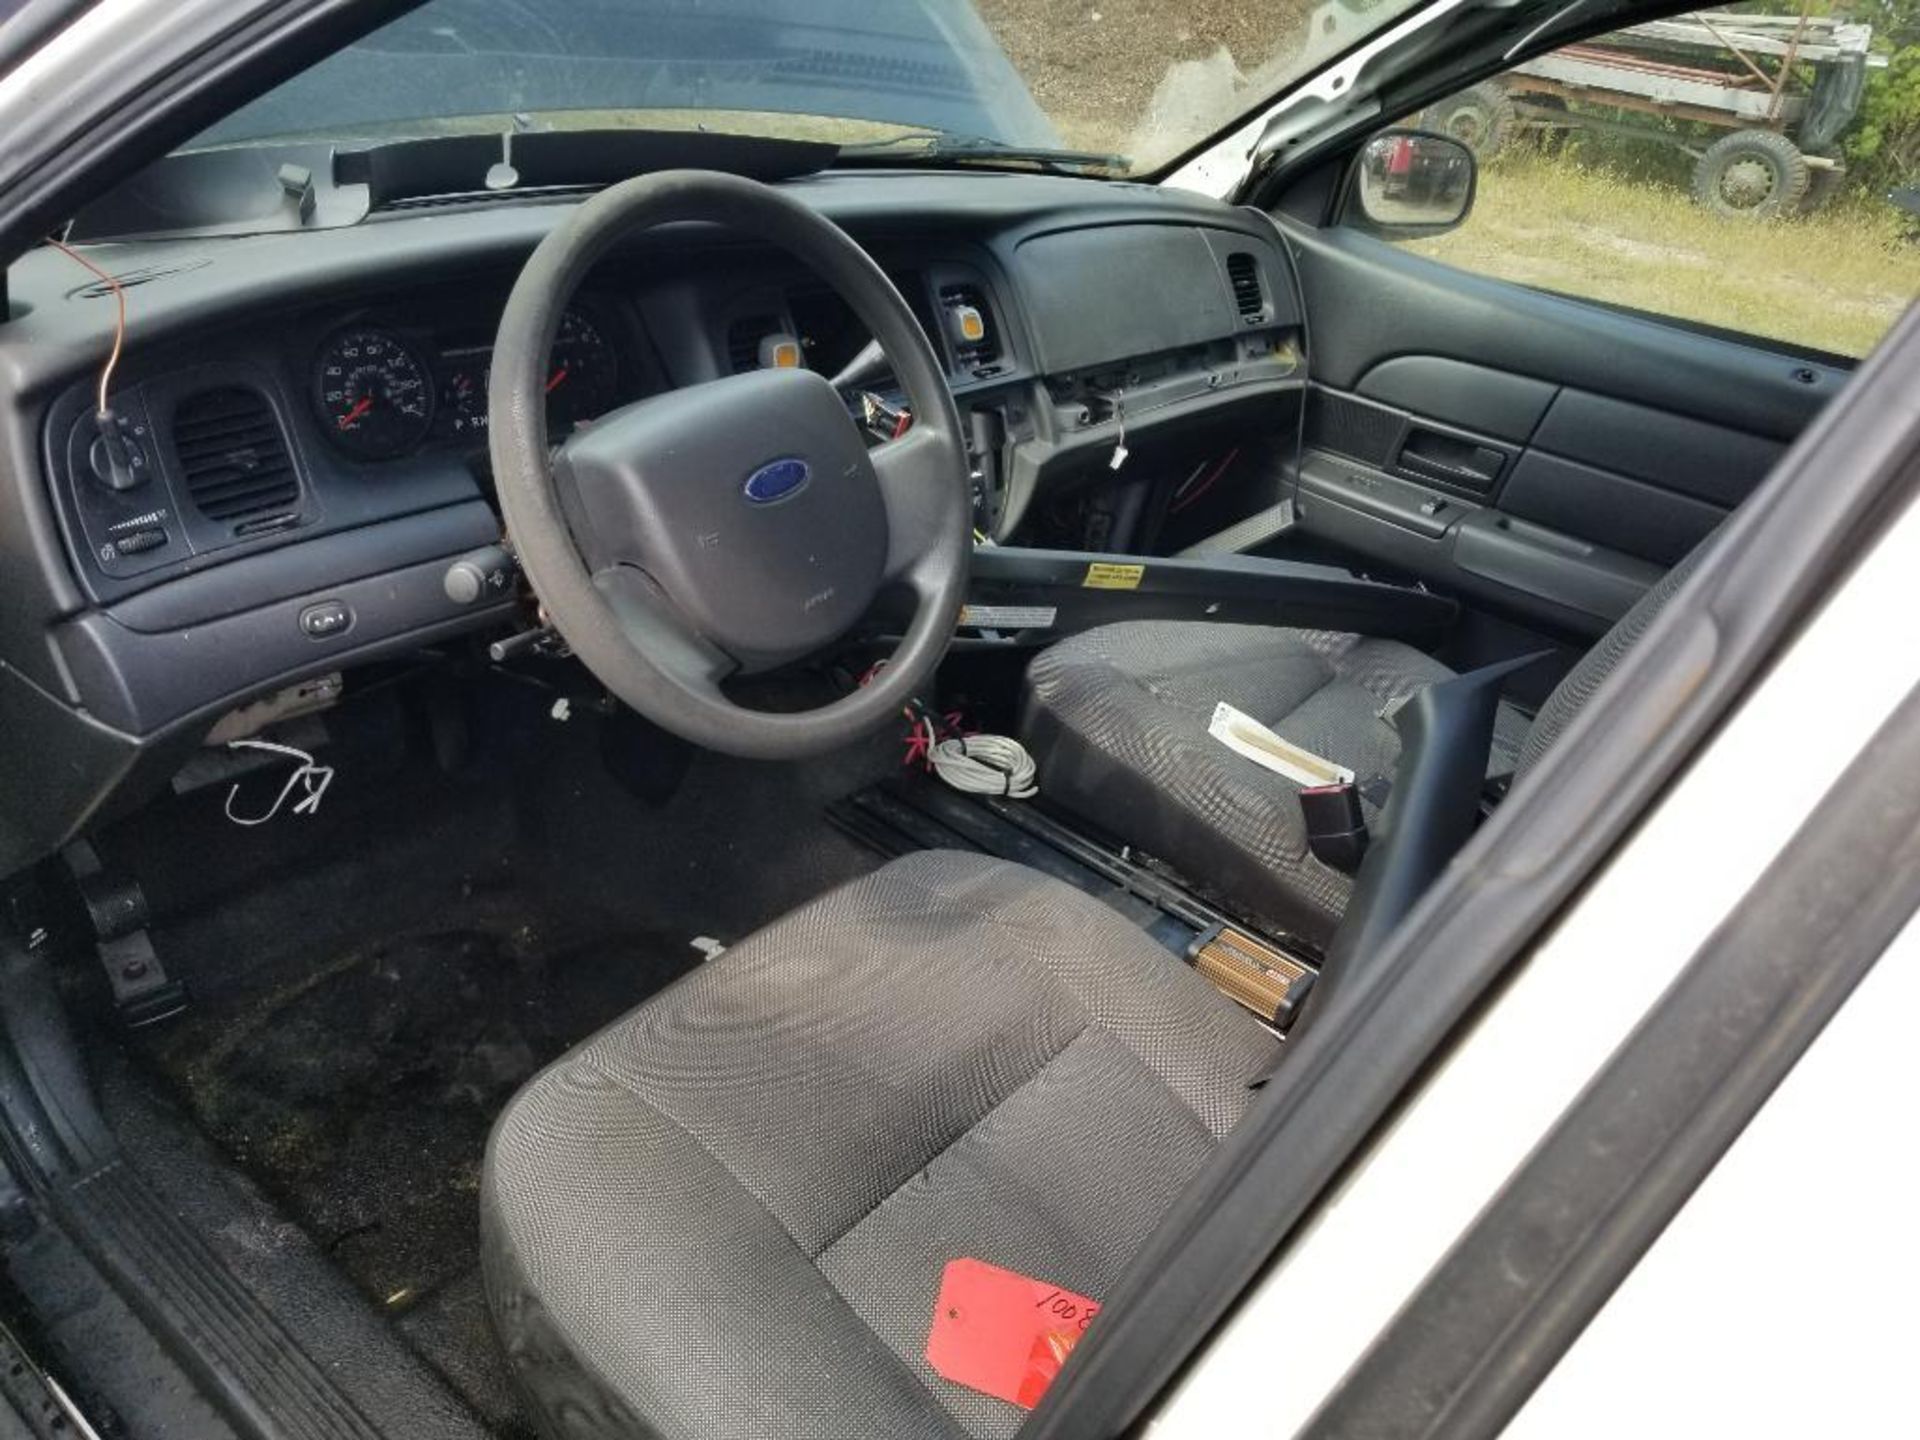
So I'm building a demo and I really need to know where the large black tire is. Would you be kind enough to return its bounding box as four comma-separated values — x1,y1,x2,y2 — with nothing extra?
1423,82,1517,159
1691,129,1810,219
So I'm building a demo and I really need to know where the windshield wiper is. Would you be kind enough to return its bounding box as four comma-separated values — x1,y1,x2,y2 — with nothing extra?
837,131,1130,177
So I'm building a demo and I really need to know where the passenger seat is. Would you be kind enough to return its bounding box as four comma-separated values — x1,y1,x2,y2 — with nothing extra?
1020,544,1708,949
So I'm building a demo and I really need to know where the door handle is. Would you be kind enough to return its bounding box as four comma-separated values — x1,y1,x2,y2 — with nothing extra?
1396,429,1506,492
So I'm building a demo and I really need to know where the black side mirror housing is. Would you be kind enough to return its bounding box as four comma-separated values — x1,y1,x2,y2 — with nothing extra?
1344,129,1478,239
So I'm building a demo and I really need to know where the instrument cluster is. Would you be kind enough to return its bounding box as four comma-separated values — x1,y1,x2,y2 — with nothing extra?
310,302,625,462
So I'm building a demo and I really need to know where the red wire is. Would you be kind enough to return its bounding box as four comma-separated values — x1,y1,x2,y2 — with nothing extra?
900,709,938,770
47,238,126,416
1170,447,1240,515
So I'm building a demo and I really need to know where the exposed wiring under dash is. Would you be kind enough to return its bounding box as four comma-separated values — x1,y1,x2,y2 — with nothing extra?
1170,448,1241,515
931,733,1038,799
1096,391,1129,471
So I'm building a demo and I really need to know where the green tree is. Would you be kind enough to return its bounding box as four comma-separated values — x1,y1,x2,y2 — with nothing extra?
1850,0,1920,48
1849,44,1920,187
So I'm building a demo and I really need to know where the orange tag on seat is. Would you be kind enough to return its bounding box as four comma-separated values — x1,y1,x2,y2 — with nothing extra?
925,1258,1100,1409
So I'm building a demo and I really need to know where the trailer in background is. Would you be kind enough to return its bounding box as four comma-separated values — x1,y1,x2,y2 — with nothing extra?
1422,7,1885,218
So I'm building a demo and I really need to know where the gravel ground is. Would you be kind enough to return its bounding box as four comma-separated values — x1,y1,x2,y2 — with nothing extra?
976,0,1314,162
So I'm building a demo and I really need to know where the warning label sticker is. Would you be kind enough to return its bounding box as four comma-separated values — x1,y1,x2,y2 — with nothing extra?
958,605,1058,631
1082,562,1145,591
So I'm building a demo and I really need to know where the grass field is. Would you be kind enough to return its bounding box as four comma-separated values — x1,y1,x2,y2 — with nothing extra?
1409,154,1920,358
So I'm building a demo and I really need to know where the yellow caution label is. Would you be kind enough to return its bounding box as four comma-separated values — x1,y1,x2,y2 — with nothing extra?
1082,562,1145,591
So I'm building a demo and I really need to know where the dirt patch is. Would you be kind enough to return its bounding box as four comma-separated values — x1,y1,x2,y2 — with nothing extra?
1570,224,1714,270
976,0,1315,159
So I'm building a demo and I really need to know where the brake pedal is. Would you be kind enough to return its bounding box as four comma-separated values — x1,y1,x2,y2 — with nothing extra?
1187,924,1313,1029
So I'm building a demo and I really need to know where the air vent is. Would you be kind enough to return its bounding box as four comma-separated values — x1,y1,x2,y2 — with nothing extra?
1226,253,1265,323
65,258,213,301
938,283,999,369
726,314,781,374
171,387,299,526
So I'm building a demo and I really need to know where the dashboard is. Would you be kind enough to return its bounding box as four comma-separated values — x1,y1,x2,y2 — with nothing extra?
0,170,1307,875
44,280,663,594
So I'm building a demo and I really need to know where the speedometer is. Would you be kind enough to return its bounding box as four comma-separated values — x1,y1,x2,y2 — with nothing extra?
314,328,435,461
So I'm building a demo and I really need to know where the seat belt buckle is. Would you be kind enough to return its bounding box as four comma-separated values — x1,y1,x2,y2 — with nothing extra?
1299,782,1369,874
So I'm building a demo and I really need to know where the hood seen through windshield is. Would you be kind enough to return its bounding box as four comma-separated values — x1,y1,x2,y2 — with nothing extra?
191,0,1429,178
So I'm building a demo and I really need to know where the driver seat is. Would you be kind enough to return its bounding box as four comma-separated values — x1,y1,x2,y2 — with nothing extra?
482,849,1279,1440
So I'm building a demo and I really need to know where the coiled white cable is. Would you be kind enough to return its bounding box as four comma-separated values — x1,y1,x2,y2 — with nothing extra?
930,733,1039,799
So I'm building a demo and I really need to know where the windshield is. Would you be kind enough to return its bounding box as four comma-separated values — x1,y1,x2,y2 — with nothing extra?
190,0,1427,178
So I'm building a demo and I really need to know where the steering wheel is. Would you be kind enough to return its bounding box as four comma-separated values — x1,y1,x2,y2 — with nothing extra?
488,171,972,759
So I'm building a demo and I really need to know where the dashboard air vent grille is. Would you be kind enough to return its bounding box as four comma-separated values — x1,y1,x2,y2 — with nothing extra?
1227,253,1264,322
66,258,213,301
171,387,298,525
938,283,998,369
727,314,781,374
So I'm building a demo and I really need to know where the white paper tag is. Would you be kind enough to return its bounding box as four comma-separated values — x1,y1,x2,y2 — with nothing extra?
1207,702,1354,788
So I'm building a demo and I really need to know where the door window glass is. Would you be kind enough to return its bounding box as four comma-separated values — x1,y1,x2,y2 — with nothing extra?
1398,9,1920,357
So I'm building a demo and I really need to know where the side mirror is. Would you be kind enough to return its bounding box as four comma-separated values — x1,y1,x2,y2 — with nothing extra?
1346,130,1477,238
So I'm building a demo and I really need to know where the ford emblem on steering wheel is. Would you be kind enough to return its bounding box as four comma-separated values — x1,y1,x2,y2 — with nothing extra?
743,457,811,505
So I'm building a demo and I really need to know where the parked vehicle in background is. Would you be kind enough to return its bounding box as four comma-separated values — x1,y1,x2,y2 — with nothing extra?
1366,131,1473,205
1425,6,1885,217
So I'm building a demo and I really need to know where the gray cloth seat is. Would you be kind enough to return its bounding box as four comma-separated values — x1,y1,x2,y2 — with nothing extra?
1020,548,1704,950
482,850,1281,1440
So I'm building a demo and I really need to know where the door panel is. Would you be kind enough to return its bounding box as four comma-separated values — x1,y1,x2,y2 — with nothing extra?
1357,356,1553,442
1278,223,1844,637
1295,226,1846,437
1499,453,1723,566
1528,391,1783,506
